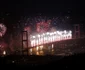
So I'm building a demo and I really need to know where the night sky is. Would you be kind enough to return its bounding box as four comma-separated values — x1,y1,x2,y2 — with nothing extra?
0,0,85,26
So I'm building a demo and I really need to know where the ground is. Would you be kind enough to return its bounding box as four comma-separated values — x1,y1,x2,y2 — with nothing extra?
0,53,85,69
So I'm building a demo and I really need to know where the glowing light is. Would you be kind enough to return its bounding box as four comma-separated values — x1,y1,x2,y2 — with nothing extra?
12,61,15,63
3,51,6,55
47,32,49,35
36,46,39,51
33,36,35,38
29,49,32,55
0,24,7,37
40,51,44,55
54,32,57,34
30,48,32,52
52,44,54,49
50,33,53,35
69,30,72,34
36,52,39,55
38,34,40,38
40,45,43,50
36,39,38,45
30,30,72,47
64,30,67,34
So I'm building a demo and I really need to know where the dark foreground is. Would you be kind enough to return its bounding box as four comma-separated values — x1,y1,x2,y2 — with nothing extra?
0,53,85,69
